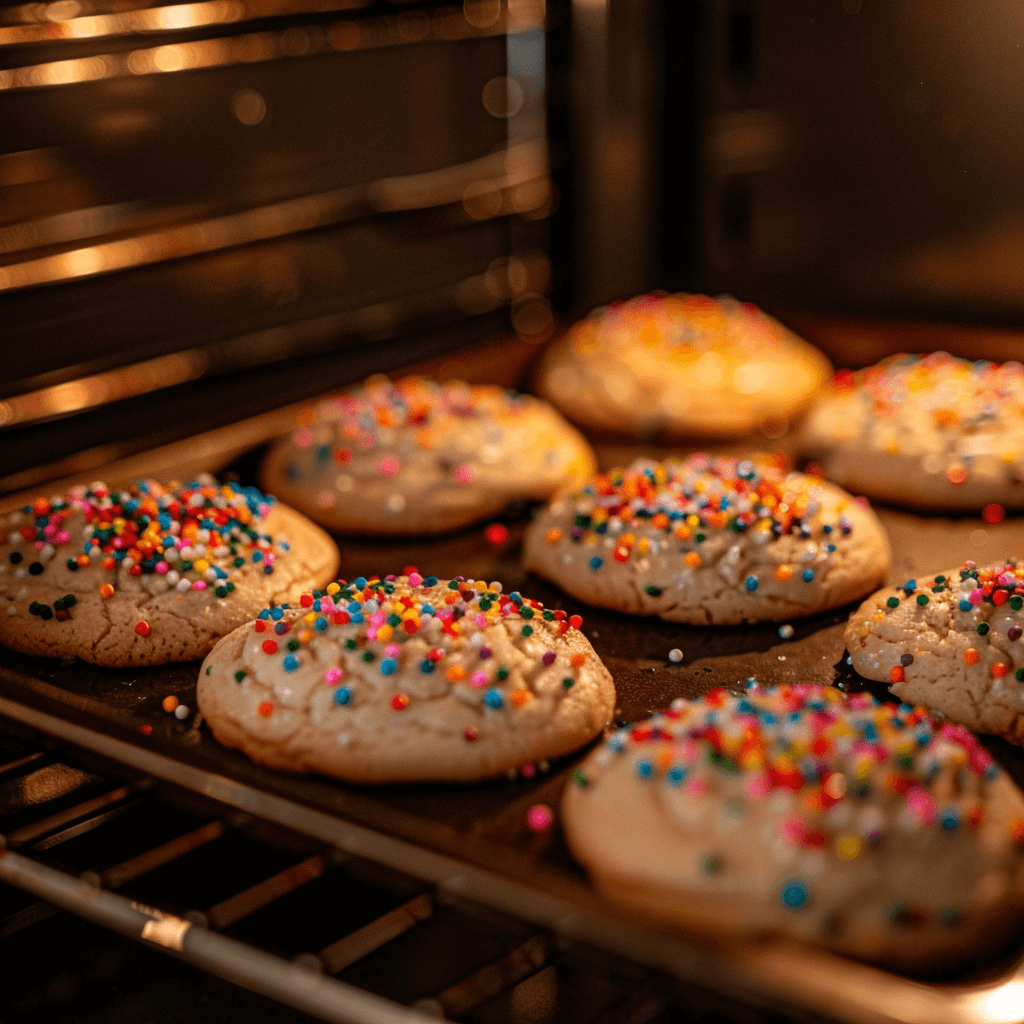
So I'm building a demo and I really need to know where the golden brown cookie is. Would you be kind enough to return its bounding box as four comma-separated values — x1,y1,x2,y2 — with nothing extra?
800,352,1024,510
524,454,890,625
258,376,596,535
846,559,1024,742
197,573,616,783
564,684,1024,970
534,293,830,440
0,476,338,666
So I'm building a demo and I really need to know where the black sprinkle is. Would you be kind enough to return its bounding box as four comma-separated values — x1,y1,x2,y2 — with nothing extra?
27,562,44,576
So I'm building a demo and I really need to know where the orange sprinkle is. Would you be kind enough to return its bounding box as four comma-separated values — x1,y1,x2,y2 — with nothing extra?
257,701,273,717
684,551,702,568
446,665,467,682
946,464,968,485
992,663,1009,678
570,653,587,668
162,695,179,713
510,688,529,707
100,583,115,599
775,564,793,582
964,648,980,665
889,666,904,683
545,528,562,544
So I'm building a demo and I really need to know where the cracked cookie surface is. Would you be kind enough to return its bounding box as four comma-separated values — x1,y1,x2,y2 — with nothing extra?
846,560,1024,741
259,376,596,535
799,352,1024,510
0,477,338,666
533,292,830,440
197,573,616,783
563,684,1024,970
523,453,890,625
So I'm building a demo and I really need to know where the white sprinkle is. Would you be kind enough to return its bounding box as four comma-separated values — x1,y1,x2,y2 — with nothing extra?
6,605,17,616
778,624,794,639
174,704,189,720
386,493,407,513
176,579,192,593
668,648,683,663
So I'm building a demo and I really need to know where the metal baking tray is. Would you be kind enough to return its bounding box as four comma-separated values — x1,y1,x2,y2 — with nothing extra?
4,429,1024,1024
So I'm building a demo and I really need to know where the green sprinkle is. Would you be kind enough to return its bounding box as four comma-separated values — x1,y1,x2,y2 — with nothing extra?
234,670,246,683
645,585,663,596
497,667,509,680
287,639,300,651
562,677,574,689
573,768,589,787
521,625,533,637
214,586,228,598
701,854,723,875
977,622,990,636
205,665,212,675
361,650,375,662
886,597,900,608
916,594,929,606
1012,596,1023,611
345,639,358,650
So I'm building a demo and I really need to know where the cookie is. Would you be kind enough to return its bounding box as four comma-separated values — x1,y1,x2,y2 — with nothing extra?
533,293,830,440
197,573,616,783
799,352,1024,510
258,376,596,535
0,477,338,666
846,559,1024,742
563,684,1024,970
523,454,891,625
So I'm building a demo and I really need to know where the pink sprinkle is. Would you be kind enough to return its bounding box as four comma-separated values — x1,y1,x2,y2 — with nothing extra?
471,671,489,687
475,614,487,627
155,561,169,575
970,588,984,605
55,531,71,544
744,772,771,801
192,580,207,591
520,762,536,779
365,626,378,640
453,463,474,485
34,541,45,551
408,572,423,587
779,814,805,845
526,804,553,832
43,524,57,538
384,643,400,658
905,786,936,825
684,777,710,798
378,456,401,477
324,667,343,685
370,611,386,626
293,426,313,448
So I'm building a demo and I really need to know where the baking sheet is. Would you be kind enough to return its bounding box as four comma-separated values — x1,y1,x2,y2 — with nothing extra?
4,439,1024,1019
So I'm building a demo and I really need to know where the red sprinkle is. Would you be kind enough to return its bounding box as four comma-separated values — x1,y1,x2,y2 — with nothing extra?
134,621,151,637
983,503,1006,525
391,694,409,711
139,724,153,735
257,701,273,717
463,726,478,742
484,523,509,546
568,615,583,629
262,639,279,655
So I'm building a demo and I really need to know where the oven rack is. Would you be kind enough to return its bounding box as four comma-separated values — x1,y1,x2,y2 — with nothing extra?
0,715,824,1024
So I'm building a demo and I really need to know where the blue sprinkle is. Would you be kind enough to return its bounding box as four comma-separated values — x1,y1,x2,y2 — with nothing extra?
959,600,972,612
333,686,351,706
863,722,878,742
802,569,814,582
420,659,435,674
636,759,653,779
380,657,398,675
484,688,503,709
282,654,299,672
252,551,263,562
257,609,271,620
903,579,917,594
354,577,367,589
315,616,328,632
424,576,438,586
312,599,322,611
745,575,759,592
270,607,284,621
589,556,603,570
666,765,687,786
985,764,999,780
940,809,959,831
781,880,809,910
349,613,364,625
263,565,273,574
287,465,301,480
316,444,330,463
421,604,435,616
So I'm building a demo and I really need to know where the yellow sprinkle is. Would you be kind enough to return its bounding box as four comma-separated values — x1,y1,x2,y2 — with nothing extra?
836,835,861,861
193,559,210,573
376,625,393,641
636,537,650,556
871,611,885,623
474,580,487,592
327,583,340,594
686,514,700,527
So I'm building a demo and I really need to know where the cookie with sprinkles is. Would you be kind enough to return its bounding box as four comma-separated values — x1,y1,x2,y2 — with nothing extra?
533,292,830,440
0,476,338,666
523,453,890,625
258,376,596,535
196,574,615,783
846,560,1024,742
799,352,1024,510
563,684,1024,969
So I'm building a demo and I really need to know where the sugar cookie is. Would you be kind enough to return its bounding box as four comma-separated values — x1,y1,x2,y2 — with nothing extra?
197,574,615,783
259,376,596,535
0,477,338,666
564,684,1024,969
523,454,890,625
800,352,1024,510
846,559,1024,741
533,293,830,440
